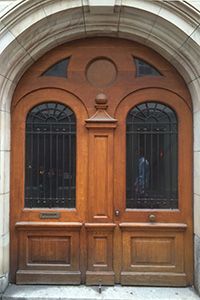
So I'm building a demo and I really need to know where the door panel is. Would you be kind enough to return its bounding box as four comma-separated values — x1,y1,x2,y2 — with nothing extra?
85,224,116,285
16,222,82,284
10,90,88,284
114,89,193,286
120,223,187,286
10,38,193,286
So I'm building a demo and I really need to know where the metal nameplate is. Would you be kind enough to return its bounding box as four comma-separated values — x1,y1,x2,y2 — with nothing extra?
39,212,60,219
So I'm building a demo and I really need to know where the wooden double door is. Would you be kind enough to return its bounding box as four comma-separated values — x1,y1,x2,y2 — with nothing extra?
10,38,193,286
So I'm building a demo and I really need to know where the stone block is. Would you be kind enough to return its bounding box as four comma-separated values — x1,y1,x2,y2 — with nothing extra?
0,76,16,113
0,273,8,295
0,233,9,276
194,194,200,238
194,235,200,295
194,152,200,196
0,193,9,237
194,111,200,152
0,111,10,152
0,151,10,195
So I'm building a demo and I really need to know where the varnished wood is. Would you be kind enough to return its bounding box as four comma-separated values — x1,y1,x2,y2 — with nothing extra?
10,37,193,286
86,271,115,286
119,223,187,230
121,272,186,286
16,271,81,285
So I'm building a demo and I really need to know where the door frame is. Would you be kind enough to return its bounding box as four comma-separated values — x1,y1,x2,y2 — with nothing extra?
10,37,193,286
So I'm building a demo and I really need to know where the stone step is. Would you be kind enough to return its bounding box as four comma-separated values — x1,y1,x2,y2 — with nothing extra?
2,285,200,300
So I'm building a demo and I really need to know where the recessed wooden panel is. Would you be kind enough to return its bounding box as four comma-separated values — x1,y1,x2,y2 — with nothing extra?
132,237,174,265
94,237,108,266
87,231,112,271
122,229,184,273
29,236,70,264
86,58,117,88
87,128,115,223
94,136,109,217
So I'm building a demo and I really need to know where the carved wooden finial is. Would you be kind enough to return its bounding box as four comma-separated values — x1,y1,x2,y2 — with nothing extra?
85,94,117,124
95,94,108,105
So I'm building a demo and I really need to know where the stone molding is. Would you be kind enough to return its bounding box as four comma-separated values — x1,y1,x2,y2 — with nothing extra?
0,0,199,294
0,0,199,102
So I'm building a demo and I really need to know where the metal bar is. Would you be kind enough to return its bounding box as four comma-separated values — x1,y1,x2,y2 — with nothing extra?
43,127,46,199
37,128,40,200
69,127,72,204
56,129,59,202
169,123,173,208
157,128,160,199
30,126,33,208
50,125,53,200
131,121,134,203
150,125,153,206
62,130,65,201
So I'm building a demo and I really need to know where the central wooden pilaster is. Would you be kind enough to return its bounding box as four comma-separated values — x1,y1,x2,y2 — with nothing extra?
85,94,117,285
85,94,117,223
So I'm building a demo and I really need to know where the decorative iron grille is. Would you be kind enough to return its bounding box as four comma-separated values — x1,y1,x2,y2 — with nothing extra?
126,102,178,209
25,102,76,208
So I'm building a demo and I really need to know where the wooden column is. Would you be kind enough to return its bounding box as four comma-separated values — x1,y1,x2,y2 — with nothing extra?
85,94,117,285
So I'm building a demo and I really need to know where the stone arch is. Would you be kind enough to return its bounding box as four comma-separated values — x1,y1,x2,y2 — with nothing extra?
0,0,200,292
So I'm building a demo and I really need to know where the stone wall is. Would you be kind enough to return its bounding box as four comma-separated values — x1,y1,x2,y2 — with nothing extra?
0,0,200,294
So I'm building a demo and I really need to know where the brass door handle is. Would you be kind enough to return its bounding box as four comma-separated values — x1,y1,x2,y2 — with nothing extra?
149,214,156,222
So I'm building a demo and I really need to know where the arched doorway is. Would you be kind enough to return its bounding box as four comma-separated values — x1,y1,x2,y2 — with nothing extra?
10,38,193,286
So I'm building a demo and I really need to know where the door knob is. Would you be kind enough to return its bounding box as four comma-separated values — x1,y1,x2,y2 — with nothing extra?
115,210,120,216
149,214,156,222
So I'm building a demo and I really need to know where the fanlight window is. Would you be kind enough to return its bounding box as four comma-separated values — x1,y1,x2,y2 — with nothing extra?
42,58,70,78
134,58,161,77
25,102,76,208
126,102,178,209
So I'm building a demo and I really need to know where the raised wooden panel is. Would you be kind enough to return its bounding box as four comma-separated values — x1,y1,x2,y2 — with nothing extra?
85,223,115,285
94,136,109,217
87,230,113,271
94,237,108,267
28,236,70,264
131,237,174,265
87,128,115,222
120,223,187,286
16,222,82,284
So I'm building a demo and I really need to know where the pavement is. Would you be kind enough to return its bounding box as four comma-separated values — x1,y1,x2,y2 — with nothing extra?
2,284,200,300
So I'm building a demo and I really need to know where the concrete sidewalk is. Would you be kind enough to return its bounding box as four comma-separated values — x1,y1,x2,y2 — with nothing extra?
2,284,200,300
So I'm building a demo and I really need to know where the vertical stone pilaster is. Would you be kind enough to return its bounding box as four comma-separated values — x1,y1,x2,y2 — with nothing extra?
0,110,10,294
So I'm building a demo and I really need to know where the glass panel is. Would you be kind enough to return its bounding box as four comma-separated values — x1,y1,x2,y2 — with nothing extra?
134,58,161,77
25,102,76,208
126,102,178,209
42,58,70,78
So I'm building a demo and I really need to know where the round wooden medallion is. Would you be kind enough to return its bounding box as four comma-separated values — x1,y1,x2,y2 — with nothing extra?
86,58,117,88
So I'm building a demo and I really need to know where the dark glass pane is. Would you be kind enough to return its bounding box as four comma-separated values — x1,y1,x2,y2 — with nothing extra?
25,102,76,208
126,102,178,209
134,58,161,77
42,58,70,78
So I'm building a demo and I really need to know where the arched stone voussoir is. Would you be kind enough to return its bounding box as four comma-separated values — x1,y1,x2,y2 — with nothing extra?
0,0,199,109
